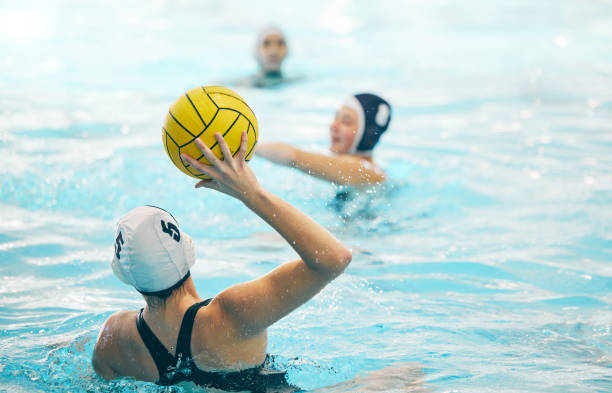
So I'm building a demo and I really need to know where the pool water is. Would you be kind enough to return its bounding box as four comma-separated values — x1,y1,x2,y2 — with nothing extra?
1,0,611,392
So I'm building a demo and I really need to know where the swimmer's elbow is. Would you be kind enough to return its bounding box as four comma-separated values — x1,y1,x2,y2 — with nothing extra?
311,247,351,278
287,147,305,167
328,247,352,275
338,248,352,270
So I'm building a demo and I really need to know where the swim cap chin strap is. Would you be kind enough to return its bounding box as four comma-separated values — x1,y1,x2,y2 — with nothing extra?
342,93,392,156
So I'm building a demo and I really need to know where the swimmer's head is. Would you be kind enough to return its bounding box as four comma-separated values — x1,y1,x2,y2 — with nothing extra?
330,93,392,155
111,206,195,297
255,26,288,74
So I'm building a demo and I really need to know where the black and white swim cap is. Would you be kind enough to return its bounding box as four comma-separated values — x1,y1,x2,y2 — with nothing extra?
342,93,392,155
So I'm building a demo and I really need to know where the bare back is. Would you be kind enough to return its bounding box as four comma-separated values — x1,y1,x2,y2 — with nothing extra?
94,298,268,382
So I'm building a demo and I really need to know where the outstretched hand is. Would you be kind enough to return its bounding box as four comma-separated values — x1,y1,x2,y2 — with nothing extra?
181,131,261,203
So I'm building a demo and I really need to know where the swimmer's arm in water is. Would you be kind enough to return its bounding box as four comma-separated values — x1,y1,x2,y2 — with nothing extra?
256,142,386,186
92,312,125,380
181,132,352,337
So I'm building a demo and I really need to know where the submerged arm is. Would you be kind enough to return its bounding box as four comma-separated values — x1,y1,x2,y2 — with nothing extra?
256,142,385,186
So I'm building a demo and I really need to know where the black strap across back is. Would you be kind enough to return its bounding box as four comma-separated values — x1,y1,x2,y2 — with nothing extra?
136,299,298,392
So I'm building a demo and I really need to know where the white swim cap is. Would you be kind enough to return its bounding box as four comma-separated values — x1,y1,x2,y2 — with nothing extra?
256,25,285,48
111,206,195,295
254,25,287,68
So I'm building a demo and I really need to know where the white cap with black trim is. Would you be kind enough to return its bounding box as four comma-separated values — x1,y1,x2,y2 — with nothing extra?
111,206,195,295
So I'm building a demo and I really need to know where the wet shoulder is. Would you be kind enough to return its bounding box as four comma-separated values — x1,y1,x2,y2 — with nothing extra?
339,154,387,184
98,310,145,356
105,310,138,335
97,309,158,381
190,298,268,370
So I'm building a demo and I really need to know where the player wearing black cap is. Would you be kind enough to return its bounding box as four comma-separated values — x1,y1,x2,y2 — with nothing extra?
255,93,392,186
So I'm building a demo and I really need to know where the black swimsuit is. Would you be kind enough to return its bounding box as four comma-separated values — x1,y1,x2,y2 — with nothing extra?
136,299,299,392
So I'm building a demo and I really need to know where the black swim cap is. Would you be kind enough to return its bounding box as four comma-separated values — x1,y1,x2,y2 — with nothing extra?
343,93,392,155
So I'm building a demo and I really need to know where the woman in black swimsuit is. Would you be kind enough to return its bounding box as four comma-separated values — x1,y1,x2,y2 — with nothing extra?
92,132,352,392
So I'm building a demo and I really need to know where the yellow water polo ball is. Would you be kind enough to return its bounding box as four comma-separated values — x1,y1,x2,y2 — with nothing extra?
162,86,258,179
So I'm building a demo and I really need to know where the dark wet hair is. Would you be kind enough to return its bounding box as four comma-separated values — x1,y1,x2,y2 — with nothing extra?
141,271,190,308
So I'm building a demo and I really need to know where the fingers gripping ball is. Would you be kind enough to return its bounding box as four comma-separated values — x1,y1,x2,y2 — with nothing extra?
163,86,259,179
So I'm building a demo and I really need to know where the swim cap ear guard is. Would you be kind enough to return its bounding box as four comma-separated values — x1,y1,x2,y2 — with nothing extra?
343,93,392,155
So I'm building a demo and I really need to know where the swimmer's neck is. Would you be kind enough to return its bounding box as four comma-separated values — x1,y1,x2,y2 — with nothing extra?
142,277,202,322
259,69,282,78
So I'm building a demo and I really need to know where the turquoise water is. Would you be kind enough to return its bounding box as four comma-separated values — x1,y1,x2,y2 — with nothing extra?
1,0,611,392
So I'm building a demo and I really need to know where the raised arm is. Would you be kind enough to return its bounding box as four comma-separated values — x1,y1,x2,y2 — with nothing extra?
256,142,385,186
181,133,352,337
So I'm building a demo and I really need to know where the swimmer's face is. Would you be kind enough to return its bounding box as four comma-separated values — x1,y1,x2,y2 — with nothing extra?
330,106,359,154
257,32,288,72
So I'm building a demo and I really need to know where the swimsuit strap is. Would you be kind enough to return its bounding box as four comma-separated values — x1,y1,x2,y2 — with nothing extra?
135,308,176,385
175,298,213,360
135,298,297,391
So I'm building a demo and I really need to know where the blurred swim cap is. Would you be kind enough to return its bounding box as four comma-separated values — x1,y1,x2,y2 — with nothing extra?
342,93,392,155
255,25,285,49
254,25,287,70
111,206,195,296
